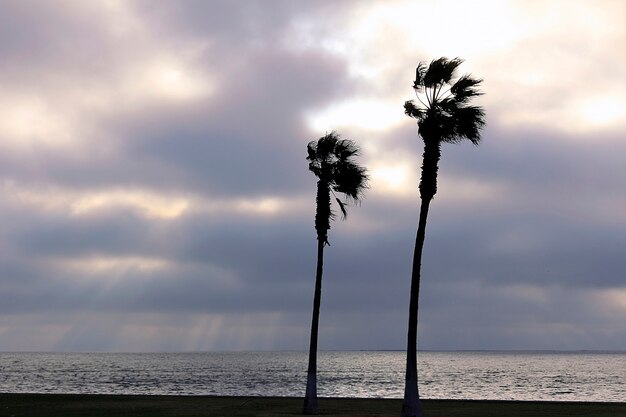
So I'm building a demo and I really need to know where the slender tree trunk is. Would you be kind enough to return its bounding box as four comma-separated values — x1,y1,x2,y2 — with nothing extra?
402,140,440,417
303,238,324,415
401,198,429,417
304,181,330,415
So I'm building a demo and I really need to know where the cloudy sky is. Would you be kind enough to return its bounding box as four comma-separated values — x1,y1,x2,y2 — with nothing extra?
1,0,625,352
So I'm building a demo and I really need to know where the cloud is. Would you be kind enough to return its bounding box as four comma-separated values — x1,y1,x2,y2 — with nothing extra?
0,0,625,352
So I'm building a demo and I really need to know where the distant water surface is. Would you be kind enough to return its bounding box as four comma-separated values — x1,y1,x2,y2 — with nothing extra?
1,351,625,401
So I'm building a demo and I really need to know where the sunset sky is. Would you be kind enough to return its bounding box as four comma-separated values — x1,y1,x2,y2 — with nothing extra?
1,0,625,352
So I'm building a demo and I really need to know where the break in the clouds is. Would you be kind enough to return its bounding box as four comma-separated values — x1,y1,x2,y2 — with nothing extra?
0,0,625,352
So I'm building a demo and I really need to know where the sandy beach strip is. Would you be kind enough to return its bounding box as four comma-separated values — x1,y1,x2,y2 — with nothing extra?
1,394,626,417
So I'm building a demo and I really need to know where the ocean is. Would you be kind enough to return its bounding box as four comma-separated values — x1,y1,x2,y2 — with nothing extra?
1,351,624,402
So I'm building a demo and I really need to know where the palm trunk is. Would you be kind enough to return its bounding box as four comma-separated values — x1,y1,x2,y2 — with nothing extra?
401,198,429,417
402,140,440,417
303,238,324,415
304,181,330,415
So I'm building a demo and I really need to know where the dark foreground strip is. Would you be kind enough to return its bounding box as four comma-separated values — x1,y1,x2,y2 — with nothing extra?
1,394,625,417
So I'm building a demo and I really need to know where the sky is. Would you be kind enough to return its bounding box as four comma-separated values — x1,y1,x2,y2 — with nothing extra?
1,0,625,352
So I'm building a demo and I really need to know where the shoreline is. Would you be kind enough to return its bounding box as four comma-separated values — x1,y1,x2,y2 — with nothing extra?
2,394,626,417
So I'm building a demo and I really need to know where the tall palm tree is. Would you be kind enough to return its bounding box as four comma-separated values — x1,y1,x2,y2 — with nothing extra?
303,132,368,415
401,57,485,417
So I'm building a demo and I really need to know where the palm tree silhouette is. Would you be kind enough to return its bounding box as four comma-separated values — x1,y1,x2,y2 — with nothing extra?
303,132,368,415
401,58,485,417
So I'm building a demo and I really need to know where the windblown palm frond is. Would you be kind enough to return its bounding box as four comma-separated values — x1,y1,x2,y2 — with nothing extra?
451,74,483,103
423,57,463,87
307,132,368,222
406,57,485,146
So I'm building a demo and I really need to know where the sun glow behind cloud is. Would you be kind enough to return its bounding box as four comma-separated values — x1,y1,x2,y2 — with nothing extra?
201,196,309,219
594,289,626,315
72,190,190,219
298,1,523,135
61,256,169,274
3,180,308,223
2,182,189,220
578,96,626,128
306,99,405,132
370,163,413,194
299,0,626,139
350,0,524,59
498,94,626,135
0,64,211,157
131,59,213,102
0,96,75,149
233,197,291,216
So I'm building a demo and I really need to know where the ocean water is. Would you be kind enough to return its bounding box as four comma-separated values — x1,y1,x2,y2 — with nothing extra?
1,351,625,402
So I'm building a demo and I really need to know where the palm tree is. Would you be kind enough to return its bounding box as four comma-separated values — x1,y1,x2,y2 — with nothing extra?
303,132,368,415
401,57,485,417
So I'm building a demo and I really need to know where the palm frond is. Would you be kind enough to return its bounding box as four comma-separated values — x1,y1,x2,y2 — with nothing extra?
413,62,427,91
306,140,322,176
335,197,348,219
335,138,360,160
335,158,368,197
307,131,368,227
306,140,318,161
404,100,425,120
453,105,485,144
423,57,463,87
315,132,339,160
451,74,483,103
437,97,457,117
406,56,485,146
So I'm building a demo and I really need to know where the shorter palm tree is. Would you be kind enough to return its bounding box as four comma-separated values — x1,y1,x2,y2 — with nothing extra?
303,132,368,415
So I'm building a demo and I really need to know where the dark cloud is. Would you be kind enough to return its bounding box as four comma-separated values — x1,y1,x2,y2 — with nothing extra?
0,1,355,199
114,49,351,197
0,1,136,88
132,0,358,44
